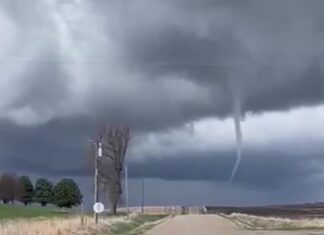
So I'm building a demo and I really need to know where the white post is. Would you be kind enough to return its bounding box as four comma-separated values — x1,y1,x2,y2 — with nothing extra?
125,165,129,218
94,143,98,224
94,141,102,224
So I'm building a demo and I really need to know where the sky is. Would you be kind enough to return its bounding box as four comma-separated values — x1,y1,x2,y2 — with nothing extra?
1,0,324,207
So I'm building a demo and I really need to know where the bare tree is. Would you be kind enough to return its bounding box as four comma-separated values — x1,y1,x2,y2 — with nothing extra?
0,173,17,204
96,124,131,214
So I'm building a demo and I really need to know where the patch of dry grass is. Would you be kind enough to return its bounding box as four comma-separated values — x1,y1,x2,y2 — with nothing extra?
0,216,126,235
109,214,167,235
226,213,324,230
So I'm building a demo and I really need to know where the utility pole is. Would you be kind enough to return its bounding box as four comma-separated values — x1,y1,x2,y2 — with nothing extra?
125,165,129,218
141,178,145,214
94,141,102,224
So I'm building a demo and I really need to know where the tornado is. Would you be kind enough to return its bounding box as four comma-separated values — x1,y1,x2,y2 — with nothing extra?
229,97,243,182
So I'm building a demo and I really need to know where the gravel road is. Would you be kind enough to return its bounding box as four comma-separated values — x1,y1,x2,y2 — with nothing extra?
145,215,324,235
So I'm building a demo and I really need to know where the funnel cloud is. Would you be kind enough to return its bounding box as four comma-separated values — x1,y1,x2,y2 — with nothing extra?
230,96,243,182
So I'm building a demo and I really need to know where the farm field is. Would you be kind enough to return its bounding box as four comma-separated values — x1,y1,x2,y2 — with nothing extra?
206,203,324,219
0,204,69,219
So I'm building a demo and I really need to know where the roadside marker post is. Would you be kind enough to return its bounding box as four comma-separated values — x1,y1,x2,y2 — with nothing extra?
93,202,105,214
93,202,105,224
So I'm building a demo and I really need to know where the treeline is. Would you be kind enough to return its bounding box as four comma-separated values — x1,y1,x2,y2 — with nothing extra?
0,173,82,208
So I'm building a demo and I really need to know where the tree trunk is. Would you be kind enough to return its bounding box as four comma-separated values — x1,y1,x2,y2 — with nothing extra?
111,203,117,215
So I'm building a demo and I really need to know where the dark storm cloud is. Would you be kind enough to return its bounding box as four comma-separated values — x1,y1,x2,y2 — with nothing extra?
121,27,244,84
115,0,324,116
244,60,324,112
84,1,324,132
1,0,324,129
127,148,316,189
10,61,69,112
0,116,318,189
0,119,92,175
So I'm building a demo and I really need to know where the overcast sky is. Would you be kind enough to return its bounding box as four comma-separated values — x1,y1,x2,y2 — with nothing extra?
1,0,324,207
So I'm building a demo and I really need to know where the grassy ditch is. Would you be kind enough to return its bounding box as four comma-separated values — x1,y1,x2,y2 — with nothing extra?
108,214,167,235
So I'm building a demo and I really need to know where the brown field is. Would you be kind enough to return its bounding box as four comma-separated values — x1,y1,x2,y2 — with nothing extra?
206,203,324,219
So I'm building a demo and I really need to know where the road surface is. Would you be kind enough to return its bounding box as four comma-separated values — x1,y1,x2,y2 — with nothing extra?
145,215,324,235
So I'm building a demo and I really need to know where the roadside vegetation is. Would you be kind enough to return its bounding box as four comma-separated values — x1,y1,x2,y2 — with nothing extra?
0,216,103,235
0,213,166,235
109,214,167,235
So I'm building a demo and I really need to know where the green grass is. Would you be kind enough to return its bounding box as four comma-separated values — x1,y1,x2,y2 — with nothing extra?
0,204,69,219
109,214,167,235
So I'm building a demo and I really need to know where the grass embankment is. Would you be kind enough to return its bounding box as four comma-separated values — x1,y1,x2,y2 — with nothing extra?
0,204,68,219
109,214,167,235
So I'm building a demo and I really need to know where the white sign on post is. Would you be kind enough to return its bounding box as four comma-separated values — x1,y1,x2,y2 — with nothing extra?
93,202,105,214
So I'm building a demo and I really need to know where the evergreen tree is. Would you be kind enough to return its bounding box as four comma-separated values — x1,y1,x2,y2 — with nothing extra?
34,178,53,207
16,176,34,205
53,179,82,208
